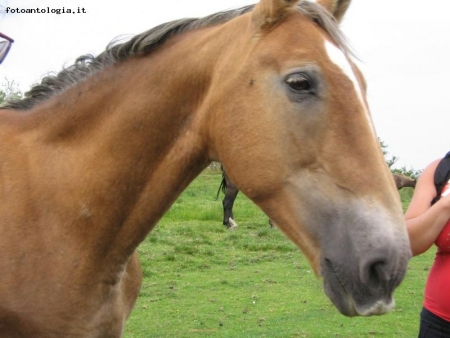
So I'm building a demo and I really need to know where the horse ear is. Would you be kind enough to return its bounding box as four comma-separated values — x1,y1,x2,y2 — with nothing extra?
251,0,301,30
314,0,351,23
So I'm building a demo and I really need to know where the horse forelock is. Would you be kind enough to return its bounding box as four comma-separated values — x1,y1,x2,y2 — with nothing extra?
1,1,350,110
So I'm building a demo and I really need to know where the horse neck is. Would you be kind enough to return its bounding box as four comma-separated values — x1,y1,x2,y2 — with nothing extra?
10,26,238,264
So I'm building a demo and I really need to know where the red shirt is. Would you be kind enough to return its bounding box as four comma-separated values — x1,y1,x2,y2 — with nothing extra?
424,219,450,321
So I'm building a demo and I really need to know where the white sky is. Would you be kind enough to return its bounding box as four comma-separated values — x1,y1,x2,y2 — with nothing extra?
1,0,449,171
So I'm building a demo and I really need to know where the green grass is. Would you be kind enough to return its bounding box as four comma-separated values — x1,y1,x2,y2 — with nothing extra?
124,170,431,337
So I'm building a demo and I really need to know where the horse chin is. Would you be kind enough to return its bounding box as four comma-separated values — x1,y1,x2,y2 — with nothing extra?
323,270,395,317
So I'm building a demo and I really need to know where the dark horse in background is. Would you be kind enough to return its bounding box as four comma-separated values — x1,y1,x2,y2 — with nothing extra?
393,173,417,190
0,0,411,336
217,164,275,229
218,168,417,229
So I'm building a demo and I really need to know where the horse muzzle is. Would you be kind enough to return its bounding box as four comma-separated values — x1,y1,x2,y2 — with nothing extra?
318,204,411,317
322,256,399,317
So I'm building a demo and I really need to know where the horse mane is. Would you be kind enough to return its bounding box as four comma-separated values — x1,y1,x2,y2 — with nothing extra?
1,2,350,110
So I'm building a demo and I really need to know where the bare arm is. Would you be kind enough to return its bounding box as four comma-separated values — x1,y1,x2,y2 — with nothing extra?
405,158,450,256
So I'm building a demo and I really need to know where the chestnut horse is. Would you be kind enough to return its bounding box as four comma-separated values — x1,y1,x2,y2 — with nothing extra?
0,0,411,336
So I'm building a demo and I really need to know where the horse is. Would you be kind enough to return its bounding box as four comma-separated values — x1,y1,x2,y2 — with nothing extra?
0,0,411,336
218,169,417,228
393,173,417,190
216,164,242,229
216,164,274,229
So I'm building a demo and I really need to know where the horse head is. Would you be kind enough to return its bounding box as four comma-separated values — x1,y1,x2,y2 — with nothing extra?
207,0,411,317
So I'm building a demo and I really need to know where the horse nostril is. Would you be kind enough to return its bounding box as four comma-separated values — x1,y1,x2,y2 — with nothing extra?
362,257,391,288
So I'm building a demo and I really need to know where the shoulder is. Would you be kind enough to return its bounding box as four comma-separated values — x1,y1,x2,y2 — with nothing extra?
419,158,442,186
405,158,442,219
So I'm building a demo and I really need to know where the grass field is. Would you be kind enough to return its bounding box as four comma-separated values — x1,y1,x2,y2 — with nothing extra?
123,169,431,337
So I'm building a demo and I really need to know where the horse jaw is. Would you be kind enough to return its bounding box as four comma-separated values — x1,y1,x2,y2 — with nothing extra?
256,182,410,317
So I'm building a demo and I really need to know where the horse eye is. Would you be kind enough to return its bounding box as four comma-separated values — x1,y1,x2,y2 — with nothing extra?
286,74,312,92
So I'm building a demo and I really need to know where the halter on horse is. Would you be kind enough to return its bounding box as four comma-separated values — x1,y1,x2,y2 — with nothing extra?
0,0,411,336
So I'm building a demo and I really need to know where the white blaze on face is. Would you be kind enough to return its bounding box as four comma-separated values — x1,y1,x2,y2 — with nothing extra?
324,39,375,134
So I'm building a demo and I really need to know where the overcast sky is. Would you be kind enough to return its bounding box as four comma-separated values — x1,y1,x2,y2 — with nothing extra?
1,0,449,171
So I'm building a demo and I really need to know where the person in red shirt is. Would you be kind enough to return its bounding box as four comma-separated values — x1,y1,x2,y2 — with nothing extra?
406,157,450,337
